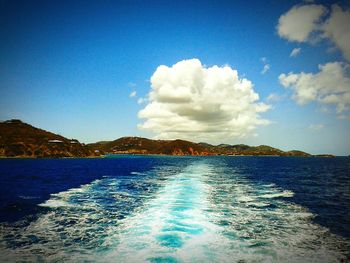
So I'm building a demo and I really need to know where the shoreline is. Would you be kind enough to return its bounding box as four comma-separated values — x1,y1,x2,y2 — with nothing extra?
0,154,340,159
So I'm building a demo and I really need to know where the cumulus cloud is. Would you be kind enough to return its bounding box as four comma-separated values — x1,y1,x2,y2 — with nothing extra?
279,62,350,114
277,4,326,42
308,124,324,131
129,91,137,98
322,5,350,61
138,59,270,143
277,4,350,61
290,48,301,57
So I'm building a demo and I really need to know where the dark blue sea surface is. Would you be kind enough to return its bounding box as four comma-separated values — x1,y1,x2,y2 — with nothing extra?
0,156,349,262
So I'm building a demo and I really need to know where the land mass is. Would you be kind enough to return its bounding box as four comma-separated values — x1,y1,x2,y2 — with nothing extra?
0,119,335,158
0,119,98,158
89,137,313,157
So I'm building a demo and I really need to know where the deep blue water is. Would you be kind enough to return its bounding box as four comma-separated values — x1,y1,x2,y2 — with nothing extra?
0,156,349,262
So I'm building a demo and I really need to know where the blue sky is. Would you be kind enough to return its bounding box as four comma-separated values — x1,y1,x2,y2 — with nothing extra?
1,0,349,155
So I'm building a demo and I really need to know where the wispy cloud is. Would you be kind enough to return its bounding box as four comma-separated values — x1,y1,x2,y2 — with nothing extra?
308,124,324,131
267,93,284,102
128,82,137,88
261,64,270,75
260,57,270,74
319,106,330,113
129,91,137,98
290,47,301,57
261,57,267,63
137,97,145,104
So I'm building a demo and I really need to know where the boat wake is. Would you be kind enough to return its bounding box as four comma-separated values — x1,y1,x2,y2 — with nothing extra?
0,160,349,262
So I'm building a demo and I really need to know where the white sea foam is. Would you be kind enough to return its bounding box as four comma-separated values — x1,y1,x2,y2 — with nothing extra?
260,190,294,199
237,196,256,202
104,163,235,262
131,171,147,176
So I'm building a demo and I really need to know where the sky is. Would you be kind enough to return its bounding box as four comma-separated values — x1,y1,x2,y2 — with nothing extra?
1,0,350,155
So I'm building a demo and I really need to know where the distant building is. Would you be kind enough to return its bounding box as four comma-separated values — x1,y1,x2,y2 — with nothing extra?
48,139,63,143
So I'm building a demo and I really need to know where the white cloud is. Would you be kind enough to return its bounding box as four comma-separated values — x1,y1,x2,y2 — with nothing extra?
267,93,284,102
322,5,350,61
308,124,324,131
277,4,350,61
261,64,270,75
260,57,270,75
129,91,137,98
138,59,270,143
261,57,267,63
279,62,350,114
290,47,301,57
277,4,326,42
128,82,137,88
137,97,145,104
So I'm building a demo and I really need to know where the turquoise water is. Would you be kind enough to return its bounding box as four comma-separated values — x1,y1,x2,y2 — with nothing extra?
0,157,349,262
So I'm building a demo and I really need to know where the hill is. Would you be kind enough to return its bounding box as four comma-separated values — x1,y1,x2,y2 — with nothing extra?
0,119,99,158
89,137,208,155
88,136,313,157
0,119,327,158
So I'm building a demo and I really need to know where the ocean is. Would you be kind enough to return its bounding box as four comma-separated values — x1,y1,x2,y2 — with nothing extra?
0,156,349,262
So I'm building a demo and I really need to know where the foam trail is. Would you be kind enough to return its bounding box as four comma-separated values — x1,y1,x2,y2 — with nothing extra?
105,162,232,262
103,161,349,262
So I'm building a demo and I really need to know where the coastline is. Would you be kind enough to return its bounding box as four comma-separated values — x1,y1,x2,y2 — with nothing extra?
1,121,340,158
0,154,339,159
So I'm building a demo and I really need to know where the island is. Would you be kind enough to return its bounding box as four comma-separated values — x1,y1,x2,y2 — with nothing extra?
0,119,335,158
